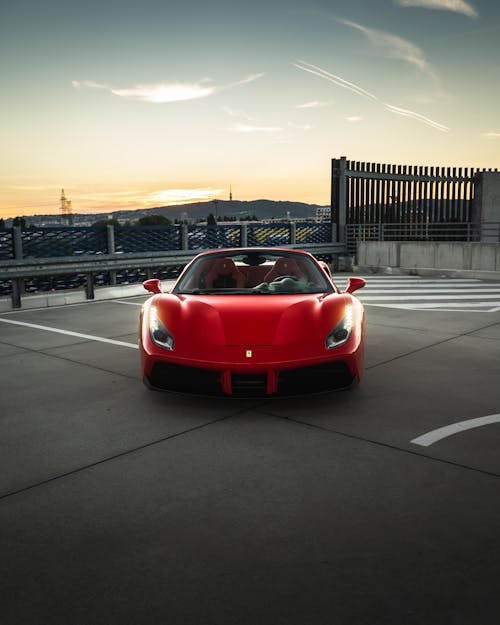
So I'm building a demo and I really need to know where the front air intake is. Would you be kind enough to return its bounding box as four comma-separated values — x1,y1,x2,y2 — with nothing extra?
231,373,268,397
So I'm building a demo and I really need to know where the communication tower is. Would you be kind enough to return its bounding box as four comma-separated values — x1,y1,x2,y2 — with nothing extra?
60,188,73,224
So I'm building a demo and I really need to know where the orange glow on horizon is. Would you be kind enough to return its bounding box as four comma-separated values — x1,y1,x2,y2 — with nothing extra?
0,177,332,220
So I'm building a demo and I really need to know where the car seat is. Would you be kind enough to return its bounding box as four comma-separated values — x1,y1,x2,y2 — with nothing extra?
204,258,246,289
264,257,307,283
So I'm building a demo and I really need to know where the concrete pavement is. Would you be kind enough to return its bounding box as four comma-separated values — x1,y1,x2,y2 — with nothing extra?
1,282,499,624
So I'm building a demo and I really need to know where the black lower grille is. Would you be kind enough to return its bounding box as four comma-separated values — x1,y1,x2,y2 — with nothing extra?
231,373,267,397
278,361,354,395
147,360,355,397
148,362,222,395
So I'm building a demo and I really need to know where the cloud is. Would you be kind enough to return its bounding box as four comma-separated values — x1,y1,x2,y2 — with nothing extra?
222,73,265,90
337,18,435,77
394,0,478,17
111,83,215,103
8,184,64,192
148,188,224,205
222,106,255,121
384,103,449,131
294,60,449,132
72,74,263,104
288,122,313,130
229,124,283,133
293,60,378,101
346,116,363,122
295,100,332,109
481,131,500,138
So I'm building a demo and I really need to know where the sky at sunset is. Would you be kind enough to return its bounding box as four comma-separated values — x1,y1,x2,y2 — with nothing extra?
1,0,499,218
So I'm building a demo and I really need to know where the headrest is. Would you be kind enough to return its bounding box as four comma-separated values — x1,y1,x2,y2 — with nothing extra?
211,258,237,275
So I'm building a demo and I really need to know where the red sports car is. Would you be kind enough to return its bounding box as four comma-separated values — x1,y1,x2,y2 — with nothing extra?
139,248,365,396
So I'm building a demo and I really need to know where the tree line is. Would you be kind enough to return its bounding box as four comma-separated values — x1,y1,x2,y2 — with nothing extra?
0,213,261,229
91,213,259,227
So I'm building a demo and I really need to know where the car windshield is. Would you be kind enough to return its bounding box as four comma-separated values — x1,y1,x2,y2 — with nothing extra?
174,251,334,295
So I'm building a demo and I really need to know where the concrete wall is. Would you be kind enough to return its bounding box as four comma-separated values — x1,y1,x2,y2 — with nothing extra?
357,241,500,278
473,171,500,241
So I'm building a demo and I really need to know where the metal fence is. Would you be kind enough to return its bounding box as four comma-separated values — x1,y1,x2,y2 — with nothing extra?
0,222,340,303
331,157,499,243
331,157,485,226
21,227,109,258
345,222,500,254
0,222,335,261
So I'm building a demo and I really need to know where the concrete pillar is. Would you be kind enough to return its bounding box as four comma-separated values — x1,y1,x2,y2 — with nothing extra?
106,225,116,253
473,171,500,241
181,224,189,250
241,224,248,247
331,156,347,244
13,226,23,259
106,225,117,285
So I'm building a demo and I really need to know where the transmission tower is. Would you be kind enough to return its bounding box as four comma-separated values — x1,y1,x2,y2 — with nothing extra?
60,188,73,224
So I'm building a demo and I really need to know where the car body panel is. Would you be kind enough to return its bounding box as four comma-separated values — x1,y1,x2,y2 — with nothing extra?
139,248,365,396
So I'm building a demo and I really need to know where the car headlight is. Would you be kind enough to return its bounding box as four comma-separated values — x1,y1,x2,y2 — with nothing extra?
149,305,174,350
325,305,353,349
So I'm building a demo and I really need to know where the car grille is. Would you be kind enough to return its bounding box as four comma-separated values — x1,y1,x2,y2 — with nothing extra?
278,361,354,395
148,362,223,395
147,361,354,396
231,373,267,397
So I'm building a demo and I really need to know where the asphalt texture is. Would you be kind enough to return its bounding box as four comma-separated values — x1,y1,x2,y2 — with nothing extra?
1,276,500,625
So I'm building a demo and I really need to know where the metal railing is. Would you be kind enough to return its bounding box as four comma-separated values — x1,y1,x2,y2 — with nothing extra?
345,222,500,254
0,222,337,260
0,222,343,307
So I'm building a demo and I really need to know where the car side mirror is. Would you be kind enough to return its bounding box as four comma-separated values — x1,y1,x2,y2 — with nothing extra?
345,277,366,294
143,279,163,294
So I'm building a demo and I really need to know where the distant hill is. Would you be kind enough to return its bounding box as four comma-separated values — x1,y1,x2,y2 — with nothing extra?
12,199,328,227
116,199,327,222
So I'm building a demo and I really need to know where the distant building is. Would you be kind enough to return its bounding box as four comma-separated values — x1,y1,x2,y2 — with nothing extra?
316,206,331,222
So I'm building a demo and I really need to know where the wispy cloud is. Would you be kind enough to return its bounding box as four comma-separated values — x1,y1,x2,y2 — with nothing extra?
74,188,225,209
384,103,450,131
295,100,332,109
346,116,363,122
222,106,255,121
394,0,478,18
337,18,435,77
223,105,286,134
294,60,449,132
229,124,283,133
293,61,378,101
8,184,64,192
288,122,313,130
481,131,500,138
148,188,224,205
221,73,265,90
72,74,263,104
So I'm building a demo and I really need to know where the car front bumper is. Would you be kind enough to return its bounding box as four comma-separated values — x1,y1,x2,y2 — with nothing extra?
141,340,363,396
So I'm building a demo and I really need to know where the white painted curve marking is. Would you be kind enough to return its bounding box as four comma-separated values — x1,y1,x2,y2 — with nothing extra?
0,317,138,349
411,413,500,447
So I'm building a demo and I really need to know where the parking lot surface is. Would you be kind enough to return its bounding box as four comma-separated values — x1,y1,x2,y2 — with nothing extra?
1,276,499,624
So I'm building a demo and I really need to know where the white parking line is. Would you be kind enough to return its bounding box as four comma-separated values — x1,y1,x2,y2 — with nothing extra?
361,293,500,301
411,413,500,447
363,288,500,294
0,318,139,349
370,302,500,310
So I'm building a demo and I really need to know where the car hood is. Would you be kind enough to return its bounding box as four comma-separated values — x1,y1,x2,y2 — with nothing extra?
153,293,349,346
